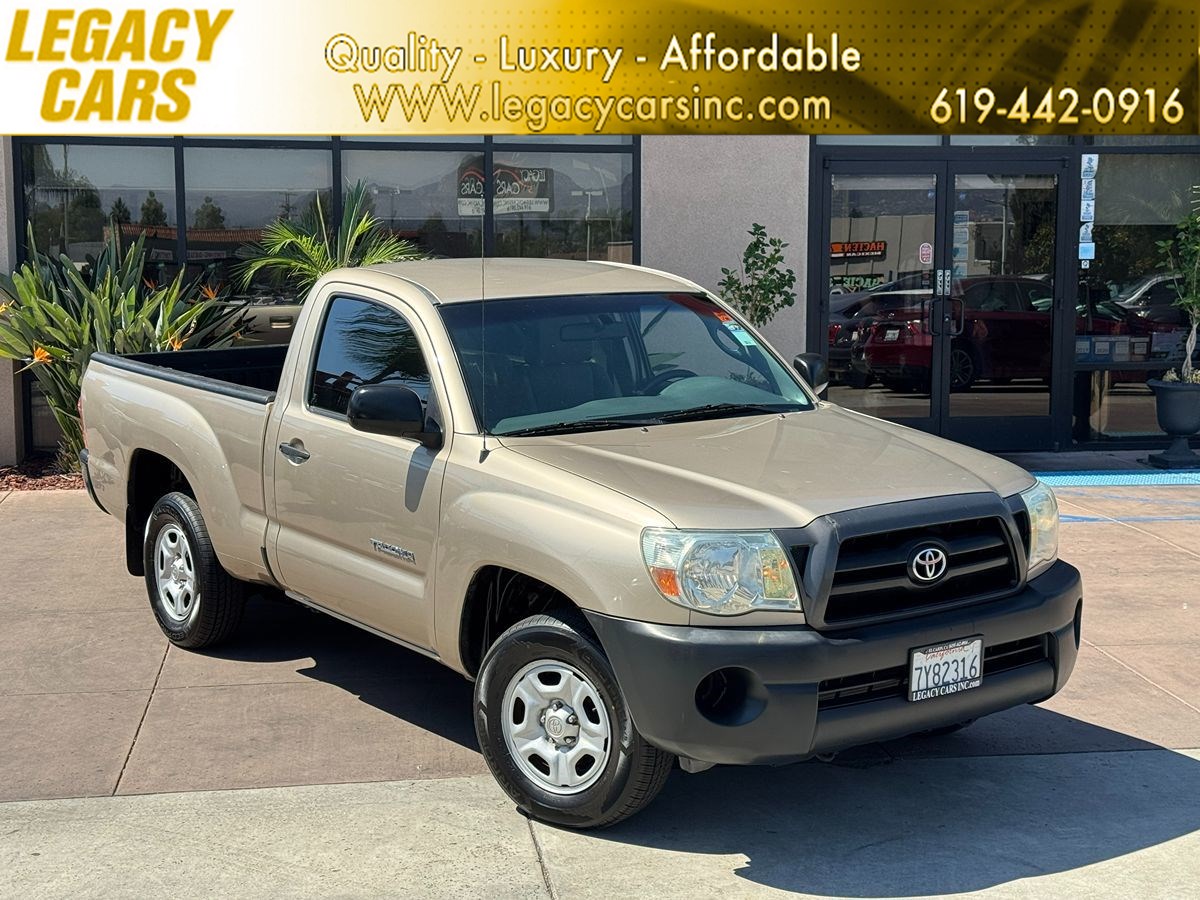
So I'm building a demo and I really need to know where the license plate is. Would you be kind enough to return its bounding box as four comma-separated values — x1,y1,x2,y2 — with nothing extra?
883,327,901,341
909,637,983,702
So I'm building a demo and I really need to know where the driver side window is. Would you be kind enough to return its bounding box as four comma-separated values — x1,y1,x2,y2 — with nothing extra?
309,297,431,416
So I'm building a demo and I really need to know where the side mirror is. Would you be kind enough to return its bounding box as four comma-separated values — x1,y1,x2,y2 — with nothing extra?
347,384,441,449
793,353,829,395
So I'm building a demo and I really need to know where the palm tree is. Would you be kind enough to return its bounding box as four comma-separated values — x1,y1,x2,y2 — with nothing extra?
237,181,426,295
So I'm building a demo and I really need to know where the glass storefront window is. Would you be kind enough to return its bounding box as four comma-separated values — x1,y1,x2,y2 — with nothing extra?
1073,153,1200,441
182,147,333,298
20,143,177,270
341,150,483,258
1088,136,1200,146
492,136,633,145
948,136,1069,146
816,135,941,145
341,136,484,144
491,151,633,261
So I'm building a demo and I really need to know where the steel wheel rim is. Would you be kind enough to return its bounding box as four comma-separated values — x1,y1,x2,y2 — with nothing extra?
500,660,613,796
154,524,199,624
950,348,975,389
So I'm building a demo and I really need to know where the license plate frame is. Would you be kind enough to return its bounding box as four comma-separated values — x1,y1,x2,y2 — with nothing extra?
908,636,983,702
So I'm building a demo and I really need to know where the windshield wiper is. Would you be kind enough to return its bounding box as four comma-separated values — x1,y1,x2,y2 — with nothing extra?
656,403,800,423
501,417,663,437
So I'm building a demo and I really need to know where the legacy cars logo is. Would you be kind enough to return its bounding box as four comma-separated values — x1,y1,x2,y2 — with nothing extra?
908,544,948,584
5,8,233,122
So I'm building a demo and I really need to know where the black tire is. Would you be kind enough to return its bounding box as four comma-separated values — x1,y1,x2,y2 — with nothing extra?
845,368,872,389
949,345,978,392
474,610,674,829
143,491,245,649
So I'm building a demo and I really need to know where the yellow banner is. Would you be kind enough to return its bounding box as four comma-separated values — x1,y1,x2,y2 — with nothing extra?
1,0,1196,134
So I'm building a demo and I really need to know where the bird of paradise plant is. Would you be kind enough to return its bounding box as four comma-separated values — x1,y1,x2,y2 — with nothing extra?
0,223,248,466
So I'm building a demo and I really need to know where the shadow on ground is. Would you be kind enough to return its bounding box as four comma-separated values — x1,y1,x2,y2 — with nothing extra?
198,593,479,751
588,712,1200,896
190,596,1199,897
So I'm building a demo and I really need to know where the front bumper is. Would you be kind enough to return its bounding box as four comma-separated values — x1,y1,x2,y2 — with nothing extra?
586,560,1082,766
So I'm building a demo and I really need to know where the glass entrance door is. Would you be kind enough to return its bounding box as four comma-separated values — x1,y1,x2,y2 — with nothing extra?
942,167,1061,449
825,169,943,430
822,162,1066,451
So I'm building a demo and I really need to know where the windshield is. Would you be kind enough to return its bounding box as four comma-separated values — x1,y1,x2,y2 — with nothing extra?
439,292,813,436
1114,272,1170,302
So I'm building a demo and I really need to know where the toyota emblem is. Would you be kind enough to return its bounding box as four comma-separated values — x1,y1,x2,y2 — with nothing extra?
909,545,949,584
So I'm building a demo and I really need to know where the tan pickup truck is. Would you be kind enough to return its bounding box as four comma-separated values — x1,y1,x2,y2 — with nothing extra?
80,259,1082,828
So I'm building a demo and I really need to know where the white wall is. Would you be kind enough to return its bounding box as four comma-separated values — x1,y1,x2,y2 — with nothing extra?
0,136,23,466
640,135,810,359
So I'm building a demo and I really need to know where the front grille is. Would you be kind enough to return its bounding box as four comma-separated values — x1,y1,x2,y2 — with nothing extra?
823,517,1018,625
817,634,1049,710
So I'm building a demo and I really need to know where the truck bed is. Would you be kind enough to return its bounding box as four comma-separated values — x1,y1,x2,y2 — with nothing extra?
90,345,288,403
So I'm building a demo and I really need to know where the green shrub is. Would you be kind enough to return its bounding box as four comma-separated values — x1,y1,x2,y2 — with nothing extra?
0,224,247,465
719,223,797,328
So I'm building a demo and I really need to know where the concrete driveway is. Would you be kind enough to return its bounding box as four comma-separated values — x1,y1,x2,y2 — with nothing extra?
1,485,1198,897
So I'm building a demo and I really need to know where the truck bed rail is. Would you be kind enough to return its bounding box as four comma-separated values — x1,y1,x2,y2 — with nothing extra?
90,348,282,405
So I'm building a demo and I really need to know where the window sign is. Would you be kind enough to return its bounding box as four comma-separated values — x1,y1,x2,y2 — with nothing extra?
829,240,886,260
456,160,554,216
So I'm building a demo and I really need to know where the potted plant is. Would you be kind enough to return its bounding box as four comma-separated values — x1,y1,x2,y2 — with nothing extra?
1148,193,1200,469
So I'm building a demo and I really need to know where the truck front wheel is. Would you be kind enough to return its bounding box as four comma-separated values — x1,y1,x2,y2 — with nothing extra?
143,492,245,649
474,611,673,828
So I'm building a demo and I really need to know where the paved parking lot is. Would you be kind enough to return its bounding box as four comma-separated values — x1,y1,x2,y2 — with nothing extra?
1,483,1198,897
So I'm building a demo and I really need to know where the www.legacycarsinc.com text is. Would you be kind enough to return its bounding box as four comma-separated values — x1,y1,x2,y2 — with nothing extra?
326,30,857,130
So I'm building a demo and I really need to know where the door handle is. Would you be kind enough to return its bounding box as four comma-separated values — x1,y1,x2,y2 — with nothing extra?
921,298,939,336
947,298,965,337
278,442,310,463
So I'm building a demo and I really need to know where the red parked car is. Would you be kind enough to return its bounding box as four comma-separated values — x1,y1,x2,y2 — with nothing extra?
862,277,1160,392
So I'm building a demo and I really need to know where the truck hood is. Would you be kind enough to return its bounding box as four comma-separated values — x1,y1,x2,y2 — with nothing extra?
498,405,1036,529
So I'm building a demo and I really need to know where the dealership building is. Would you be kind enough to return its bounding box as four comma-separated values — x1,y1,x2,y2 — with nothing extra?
1,133,1197,465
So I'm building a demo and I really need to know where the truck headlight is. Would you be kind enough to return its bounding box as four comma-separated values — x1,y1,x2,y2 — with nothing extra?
640,529,803,616
1019,480,1059,579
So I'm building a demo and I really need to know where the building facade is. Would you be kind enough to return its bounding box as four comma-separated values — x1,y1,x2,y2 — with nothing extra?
2,133,1197,464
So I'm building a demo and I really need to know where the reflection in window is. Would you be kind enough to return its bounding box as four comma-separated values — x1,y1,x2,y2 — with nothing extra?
828,174,937,295
183,147,332,299
20,143,177,272
342,150,482,258
948,135,1069,146
948,175,1057,418
492,135,633,145
492,152,633,262
1073,154,1200,442
816,135,941,145
310,297,430,416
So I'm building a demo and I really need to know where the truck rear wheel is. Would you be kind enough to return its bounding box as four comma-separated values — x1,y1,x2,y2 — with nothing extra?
474,611,673,829
143,492,245,649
